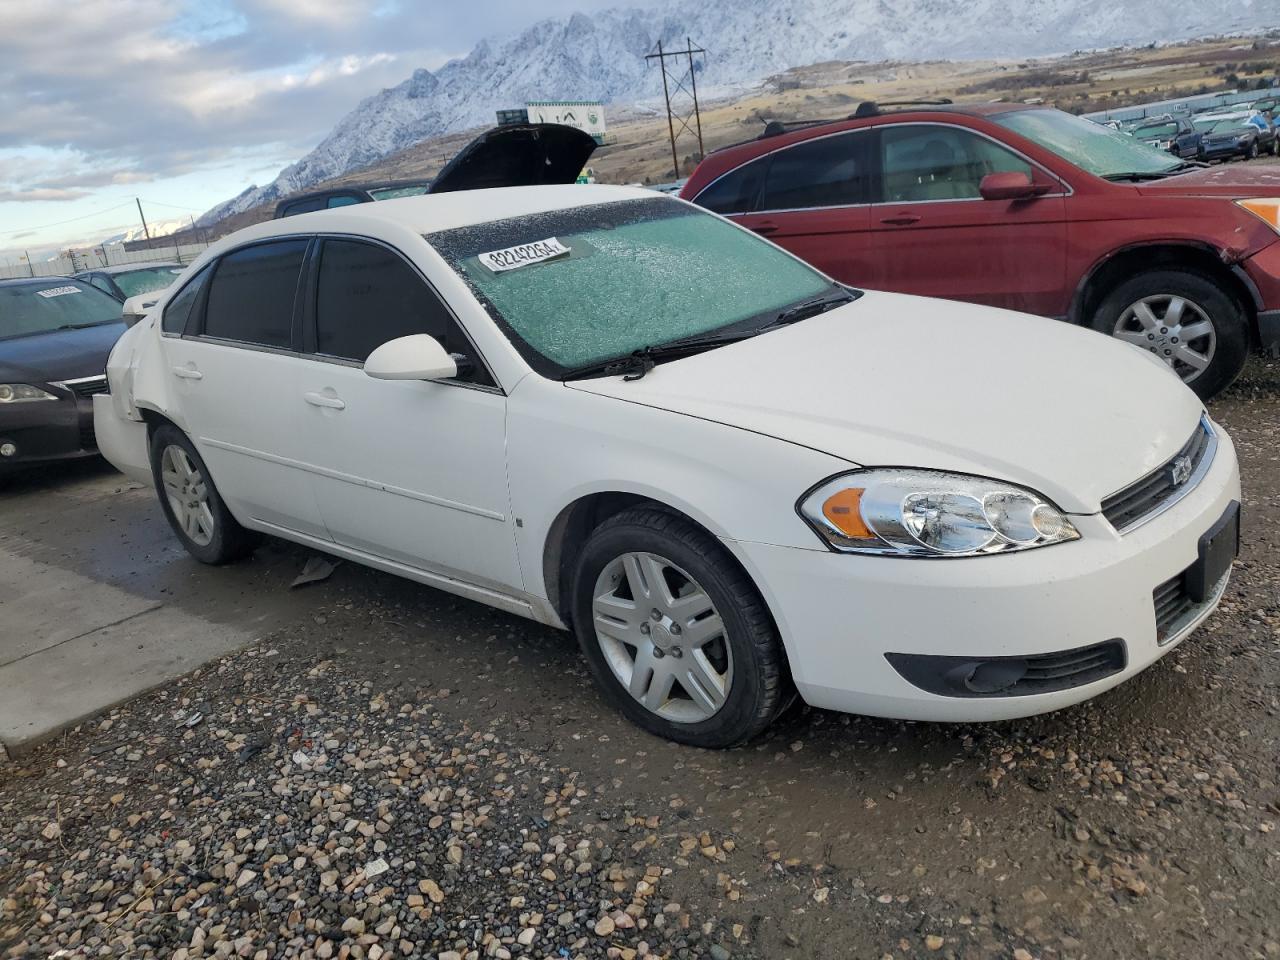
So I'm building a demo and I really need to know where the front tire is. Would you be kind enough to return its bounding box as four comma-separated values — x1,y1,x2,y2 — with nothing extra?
1247,140,1259,160
1090,269,1248,400
149,423,256,564
571,507,788,748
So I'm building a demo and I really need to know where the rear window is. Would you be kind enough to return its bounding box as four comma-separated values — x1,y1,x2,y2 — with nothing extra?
693,158,767,215
0,280,122,340
203,240,307,348
759,132,871,210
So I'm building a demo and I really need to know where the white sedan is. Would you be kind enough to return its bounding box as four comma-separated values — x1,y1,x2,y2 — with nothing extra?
94,185,1241,748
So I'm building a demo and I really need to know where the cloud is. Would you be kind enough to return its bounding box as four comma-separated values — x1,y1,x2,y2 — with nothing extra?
0,188,90,202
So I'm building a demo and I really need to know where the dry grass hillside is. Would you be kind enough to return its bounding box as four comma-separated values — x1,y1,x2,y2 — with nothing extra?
151,33,1280,249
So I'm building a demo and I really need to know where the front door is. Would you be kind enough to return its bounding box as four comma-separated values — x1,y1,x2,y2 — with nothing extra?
294,238,521,592
867,122,1068,317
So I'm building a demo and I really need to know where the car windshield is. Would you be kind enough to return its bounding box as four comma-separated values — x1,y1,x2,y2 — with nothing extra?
427,197,836,377
1132,121,1178,138
0,279,122,340
113,265,185,298
995,108,1182,177
1194,116,1244,133
368,184,432,200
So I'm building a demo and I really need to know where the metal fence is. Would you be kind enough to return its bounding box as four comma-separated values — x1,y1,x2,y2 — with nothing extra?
0,242,209,281
1083,86,1279,124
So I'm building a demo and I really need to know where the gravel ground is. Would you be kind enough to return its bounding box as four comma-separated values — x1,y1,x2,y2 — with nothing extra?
2,355,1279,960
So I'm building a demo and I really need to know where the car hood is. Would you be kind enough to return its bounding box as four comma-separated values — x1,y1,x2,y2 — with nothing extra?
0,322,125,384
1136,162,1280,198
567,292,1204,514
429,123,597,194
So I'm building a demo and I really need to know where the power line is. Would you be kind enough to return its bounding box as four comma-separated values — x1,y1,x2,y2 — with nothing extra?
0,200,137,237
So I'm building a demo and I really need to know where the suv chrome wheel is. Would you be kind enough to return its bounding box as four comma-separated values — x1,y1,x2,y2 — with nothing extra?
160,444,215,547
592,551,732,723
1112,294,1216,384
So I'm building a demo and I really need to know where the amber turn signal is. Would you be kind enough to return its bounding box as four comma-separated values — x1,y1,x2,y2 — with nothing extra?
821,488,875,540
1237,198,1280,231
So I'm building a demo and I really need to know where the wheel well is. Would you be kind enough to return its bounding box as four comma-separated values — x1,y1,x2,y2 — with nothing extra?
138,408,181,445
1072,244,1258,339
542,493,763,634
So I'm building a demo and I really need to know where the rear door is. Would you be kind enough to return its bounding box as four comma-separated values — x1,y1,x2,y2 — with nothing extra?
695,131,876,286
159,238,329,539
866,121,1068,316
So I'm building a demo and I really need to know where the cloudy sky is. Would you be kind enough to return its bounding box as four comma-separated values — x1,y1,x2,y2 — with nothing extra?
0,0,615,261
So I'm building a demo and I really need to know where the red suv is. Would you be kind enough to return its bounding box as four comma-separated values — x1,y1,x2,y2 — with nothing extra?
680,103,1280,398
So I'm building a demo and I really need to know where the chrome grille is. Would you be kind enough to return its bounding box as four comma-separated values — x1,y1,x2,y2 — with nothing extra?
55,375,110,399
1102,418,1214,533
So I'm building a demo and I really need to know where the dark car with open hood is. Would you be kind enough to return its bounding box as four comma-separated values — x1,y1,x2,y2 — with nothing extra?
0,276,125,472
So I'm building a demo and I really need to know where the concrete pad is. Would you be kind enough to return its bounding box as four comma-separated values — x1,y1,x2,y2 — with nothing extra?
0,550,160,666
0,602,249,754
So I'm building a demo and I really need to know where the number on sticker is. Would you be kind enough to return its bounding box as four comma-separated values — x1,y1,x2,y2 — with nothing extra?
478,238,571,273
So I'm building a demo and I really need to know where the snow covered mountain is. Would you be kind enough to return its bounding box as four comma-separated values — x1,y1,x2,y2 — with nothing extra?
199,0,1280,224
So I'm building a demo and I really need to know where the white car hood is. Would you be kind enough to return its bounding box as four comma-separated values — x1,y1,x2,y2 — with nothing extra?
568,291,1205,514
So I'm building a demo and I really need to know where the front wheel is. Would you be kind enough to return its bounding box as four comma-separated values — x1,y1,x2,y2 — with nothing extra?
149,424,256,564
1247,140,1260,160
1091,270,1248,400
571,507,788,748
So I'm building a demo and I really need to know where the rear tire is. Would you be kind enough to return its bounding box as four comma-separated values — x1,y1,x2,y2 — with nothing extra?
1247,140,1259,160
571,507,788,748
149,423,256,564
1090,269,1249,400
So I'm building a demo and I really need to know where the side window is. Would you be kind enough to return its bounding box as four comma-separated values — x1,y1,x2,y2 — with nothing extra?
89,275,116,295
203,240,307,348
313,239,493,386
692,158,766,215
326,195,362,209
759,132,871,210
281,197,326,217
880,125,1032,202
161,265,210,335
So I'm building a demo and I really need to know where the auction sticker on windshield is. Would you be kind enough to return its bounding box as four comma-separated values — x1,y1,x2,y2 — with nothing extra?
479,238,570,273
36,286,83,298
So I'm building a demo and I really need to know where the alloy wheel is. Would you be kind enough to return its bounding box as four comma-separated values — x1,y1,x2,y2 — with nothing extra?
160,444,216,547
591,551,733,723
1111,294,1216,384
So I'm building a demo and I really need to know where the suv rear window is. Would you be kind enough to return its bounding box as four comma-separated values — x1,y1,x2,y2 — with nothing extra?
203,240,307,348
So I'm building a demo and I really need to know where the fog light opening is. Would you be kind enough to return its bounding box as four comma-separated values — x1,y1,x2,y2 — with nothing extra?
963,660,1027,694
0,442,16,458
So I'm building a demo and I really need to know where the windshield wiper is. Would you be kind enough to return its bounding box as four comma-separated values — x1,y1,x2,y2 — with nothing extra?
560,288,859,382
1102,162,1202,182
53,320,113,331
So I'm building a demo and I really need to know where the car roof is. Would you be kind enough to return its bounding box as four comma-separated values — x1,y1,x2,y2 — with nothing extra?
79,262,183,276
280,180,433,204
214,184,658,253
0,275,80,287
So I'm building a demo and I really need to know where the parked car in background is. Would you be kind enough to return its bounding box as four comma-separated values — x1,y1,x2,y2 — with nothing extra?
274,123,598,217
681,102,1280,397
1193,113,1266,161
1244,110,1279,153
1129,115,1203,159
74,262,185,301
94,186,1239,747
0,277,124,471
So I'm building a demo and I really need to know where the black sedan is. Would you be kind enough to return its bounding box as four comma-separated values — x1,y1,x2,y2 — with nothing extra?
0,277,126,472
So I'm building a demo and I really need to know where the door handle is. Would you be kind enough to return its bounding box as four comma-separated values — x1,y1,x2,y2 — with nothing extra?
750,222,779,235
303,391,346,410
171,365,203,380
880,213,922,226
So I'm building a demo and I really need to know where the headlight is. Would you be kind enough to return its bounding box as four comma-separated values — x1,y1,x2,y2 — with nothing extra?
0,384,57,403
1159,140,1173,149
799,469,1080,557
1236,198,1280,232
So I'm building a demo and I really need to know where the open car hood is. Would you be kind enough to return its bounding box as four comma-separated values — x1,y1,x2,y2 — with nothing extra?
429,124,597,194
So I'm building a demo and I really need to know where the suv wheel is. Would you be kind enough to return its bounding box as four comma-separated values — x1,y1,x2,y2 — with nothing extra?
1091,270,1248,400
149,423,257,564
571,507,787,748
1247,140,1260,160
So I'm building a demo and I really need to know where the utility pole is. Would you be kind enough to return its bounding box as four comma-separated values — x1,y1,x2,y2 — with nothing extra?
25,251,34,278
645,37,707,179
135,197,152,242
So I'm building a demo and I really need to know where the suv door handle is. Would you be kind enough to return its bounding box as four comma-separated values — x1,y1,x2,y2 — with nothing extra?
880,213,922,226
749,222,779,235
172,365,203,380
303,391,346,410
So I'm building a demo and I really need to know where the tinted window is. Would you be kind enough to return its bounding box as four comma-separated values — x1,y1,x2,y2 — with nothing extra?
203,240,306,348
326,195,362,209
693,158,766,214
314,239,491,385
281,197,327,217
760,132,871,210
880,124,1032,202
162,266,210,335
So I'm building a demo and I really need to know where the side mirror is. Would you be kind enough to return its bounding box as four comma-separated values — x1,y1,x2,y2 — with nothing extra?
364,334,458,381
979,171,1051,202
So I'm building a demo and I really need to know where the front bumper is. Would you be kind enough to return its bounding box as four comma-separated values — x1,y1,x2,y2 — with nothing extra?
1239,241,1280,354
725,426,1241,721
0,389,101,471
